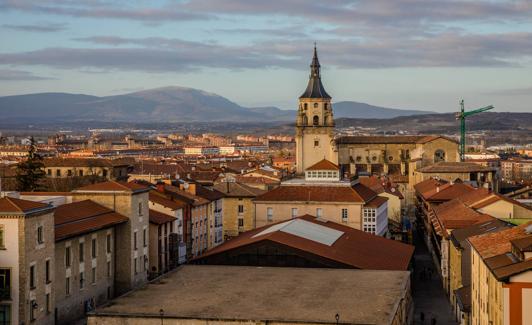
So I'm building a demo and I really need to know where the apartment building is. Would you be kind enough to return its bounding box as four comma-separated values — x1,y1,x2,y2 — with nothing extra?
468,223,532,325
0,197,56,325
43,158,129,181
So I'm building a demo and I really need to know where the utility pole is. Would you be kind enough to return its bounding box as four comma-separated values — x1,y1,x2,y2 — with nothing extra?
455,100,494,161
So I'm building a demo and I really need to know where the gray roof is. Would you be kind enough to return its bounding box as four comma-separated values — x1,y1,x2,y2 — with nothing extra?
450,218,512,249
299,46,331,99
90,265,410,324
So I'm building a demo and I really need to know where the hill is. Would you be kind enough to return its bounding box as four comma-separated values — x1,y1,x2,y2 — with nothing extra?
0,86,432,123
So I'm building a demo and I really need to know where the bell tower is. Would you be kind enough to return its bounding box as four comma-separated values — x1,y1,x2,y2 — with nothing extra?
295,45,337,174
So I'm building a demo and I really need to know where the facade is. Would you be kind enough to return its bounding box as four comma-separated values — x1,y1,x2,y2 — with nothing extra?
254,159,388,236
295,46,337,174
72,181,150,296
468,223,532,325
43,158,129,181
148,209,177,277
212,181,266,239
53,200,128,324
0,197,56,325
88,265,413,325
501,159,532,182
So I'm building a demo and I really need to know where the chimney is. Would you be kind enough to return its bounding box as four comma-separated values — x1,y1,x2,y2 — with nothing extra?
156,182,165,193
436,186,440,193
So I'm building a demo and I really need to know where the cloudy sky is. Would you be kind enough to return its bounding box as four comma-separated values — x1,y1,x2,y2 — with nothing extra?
1,0,531,112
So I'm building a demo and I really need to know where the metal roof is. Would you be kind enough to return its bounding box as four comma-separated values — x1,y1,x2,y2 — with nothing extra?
252,219,343,246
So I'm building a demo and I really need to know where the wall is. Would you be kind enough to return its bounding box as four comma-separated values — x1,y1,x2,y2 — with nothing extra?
0,218,20,325
222,197,255,238
255,202,363,230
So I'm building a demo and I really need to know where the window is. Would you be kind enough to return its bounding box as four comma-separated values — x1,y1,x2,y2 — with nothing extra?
313,115,319,126
45,260,51,284
37,226,44,244
56,169,61,177
0,269,11,300
79,170,84,177
134,258,138,274
238,219,244,227
134,231,138,250
106,234,111,253
67,169,72,176
91,239,97,258
102,169,108,177
30,265,36,289
79,271,84,289
267,207,273,221
341,209,348,222
30,299,36,320
138,202,143,216
238,205,244,214
46,293,50,313
91,267,96,284
79,242,84,262
65,246,71,267
144,255,148,271
107,261,111,277
291,208,298,219
434,149,446,162
314,140,319,147
316,208,323,218
313,103,318,108
304,103,308,110
65,277,70,295
47,169,52,176
143,229,147,247
324,103,328,110
0,225,4,248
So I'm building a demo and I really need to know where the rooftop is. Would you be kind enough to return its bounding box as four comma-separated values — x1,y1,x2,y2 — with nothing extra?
212,182,266,197
254,183,376,203
74,181,150,193
336,135,456,145
149,209,176,225
418,162,496,173
196,215,414,271
0,196,53,215
468,221,532,259
90,265,410,324
306,159,340,171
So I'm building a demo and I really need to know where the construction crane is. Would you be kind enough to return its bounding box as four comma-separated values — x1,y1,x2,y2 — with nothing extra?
455,99,494,161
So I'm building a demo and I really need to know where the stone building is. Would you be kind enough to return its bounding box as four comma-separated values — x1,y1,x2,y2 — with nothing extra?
53,200,128,324
212,181,265,239
0,197,56,325
72,181,150,295
43,158,129,181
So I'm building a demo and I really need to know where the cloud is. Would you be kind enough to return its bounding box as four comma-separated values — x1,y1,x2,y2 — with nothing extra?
1,32,531,73
0,69,53,80
485,87,532,96
0,0,211,22
2,22,67,32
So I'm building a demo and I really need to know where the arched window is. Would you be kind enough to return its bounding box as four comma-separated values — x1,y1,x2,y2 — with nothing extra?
303,115,308,125
324,103,328,110
313,115,319,126
434,149,446,162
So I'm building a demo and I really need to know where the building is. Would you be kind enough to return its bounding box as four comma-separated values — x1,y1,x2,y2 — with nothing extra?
53,200,129,324
148,209,177,277
501,159,532,182
255,159,388,236
448,218,513,324
414,162,497,192
468,222,532,325
72,181,150,295
88,265,412,325
295,46,338,174
194,215,414,270
0,197,56,325
43,158,129,181
212,181,266,239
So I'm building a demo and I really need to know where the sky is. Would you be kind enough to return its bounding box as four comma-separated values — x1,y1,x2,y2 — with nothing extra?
0,0,531,112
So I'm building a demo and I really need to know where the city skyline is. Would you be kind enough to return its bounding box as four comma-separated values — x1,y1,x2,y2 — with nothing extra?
1,0,531,112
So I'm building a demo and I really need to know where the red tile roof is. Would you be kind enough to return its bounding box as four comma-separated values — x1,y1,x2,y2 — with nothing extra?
364,196,389,208
431,199,493,237
468,221,532,259
414,178,449,198
149,192,186,210
54,200,128,241
424,183,476,202
306,159,340,171
0,196,53,214
255,184,376,203
194,215,414,271
149,209,176,225
418,162,496,173
75,181,150,193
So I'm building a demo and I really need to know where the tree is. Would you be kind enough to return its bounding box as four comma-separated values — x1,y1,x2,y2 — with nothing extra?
16,137,46,191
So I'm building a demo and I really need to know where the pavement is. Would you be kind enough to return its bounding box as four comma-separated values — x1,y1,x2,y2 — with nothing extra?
412,226,458,325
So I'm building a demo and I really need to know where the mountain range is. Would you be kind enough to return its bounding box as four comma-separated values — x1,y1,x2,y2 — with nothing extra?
0,86,434,123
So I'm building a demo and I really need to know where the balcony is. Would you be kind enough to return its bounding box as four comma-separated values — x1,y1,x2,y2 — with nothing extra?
0,287,10,300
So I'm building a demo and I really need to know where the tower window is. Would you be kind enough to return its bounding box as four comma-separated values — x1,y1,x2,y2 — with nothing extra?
304,103,308,110
313,115,319,126
314,140,319,147
303,115,308,125
324,103,328,110
314,103,318,108
434,149,446,162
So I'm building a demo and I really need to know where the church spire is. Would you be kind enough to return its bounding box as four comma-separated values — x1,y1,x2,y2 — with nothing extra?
299,44,331,99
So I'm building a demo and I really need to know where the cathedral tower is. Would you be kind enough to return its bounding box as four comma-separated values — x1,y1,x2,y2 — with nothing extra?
295,45,337,174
